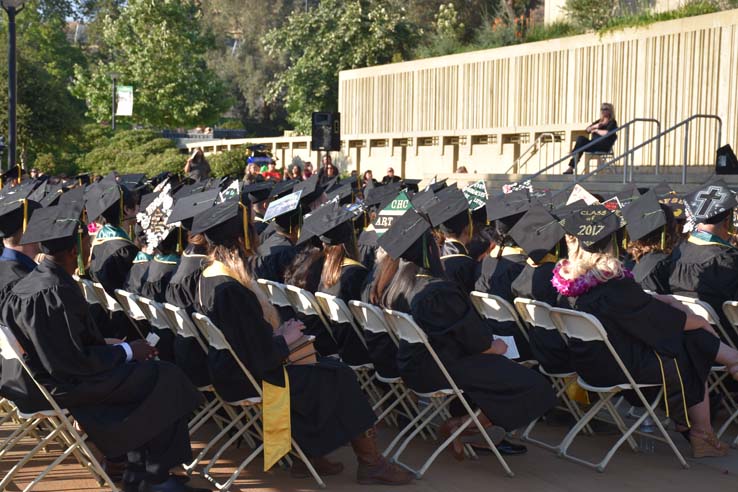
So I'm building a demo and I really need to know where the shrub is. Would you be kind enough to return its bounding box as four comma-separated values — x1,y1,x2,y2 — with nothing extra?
209,148,249,178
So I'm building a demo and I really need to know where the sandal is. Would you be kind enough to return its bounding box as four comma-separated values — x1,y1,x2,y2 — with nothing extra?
689,429,729,458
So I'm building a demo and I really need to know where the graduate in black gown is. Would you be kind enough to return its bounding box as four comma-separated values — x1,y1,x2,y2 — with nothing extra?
555,204,738,458
508,205,572,374
125,224,152,295
425,187,478,293
670,180,738,345
190,198,412,485
300,202,372,366
1,204,206,492
623,191,679,295
0,190,40,305
379,209,556,458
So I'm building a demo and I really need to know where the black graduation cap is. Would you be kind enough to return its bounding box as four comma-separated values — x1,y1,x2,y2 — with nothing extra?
173,181,210,201
39,184,66,208
426,179,448,193
684,180,738,223
242,181,274,205
167,188,219,228
509,205,565,263
652,181,673,198
364,182,402,208
553,199,587,220
297,202,355,246
561,205,622,252
190,198,249,246
377,208,432,261
139,192,157,211
410,189,436,212
326,181,354,205
293,174,325,205
622,190,667,242
119,174,147,192
0,188,39,238
425,187,469,228
20,203,83,253
263,189,303,223
58,186,85,211
74,173,92,186
268,179,298,200
323,177,340,193
0,165,22,187
486,190,531,222
402,179,421,193
659,194,686,221
85,182,124,222
27,181,48,203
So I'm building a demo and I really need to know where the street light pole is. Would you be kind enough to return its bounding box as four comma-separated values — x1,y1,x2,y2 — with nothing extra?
110,72,118,131
2,1,24,174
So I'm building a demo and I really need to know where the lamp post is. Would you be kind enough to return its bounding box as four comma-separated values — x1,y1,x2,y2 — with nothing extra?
110,71,118,131
1,0,26,174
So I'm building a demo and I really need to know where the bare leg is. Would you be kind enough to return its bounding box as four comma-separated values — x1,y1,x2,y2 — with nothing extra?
714,342,738,379
687,385,712,434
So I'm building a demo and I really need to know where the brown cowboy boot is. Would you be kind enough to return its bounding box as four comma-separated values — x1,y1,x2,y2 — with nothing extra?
291,456,344,479
351,428,414,485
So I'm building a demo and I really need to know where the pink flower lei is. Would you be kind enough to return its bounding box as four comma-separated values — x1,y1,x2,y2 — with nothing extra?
551,260,633,297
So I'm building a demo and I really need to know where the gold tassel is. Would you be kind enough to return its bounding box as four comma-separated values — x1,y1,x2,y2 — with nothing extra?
422,233,430,269
16,165,21,185
76,228,86,276
660,225,667,250
176,226,183,253
621,229,628,250
240,203,250,251
612,234,619,257
468,210,474,238
22,199,28,232
554,241,560,260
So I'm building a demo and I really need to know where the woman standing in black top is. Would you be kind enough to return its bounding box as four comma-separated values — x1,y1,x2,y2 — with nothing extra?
564,102,618,174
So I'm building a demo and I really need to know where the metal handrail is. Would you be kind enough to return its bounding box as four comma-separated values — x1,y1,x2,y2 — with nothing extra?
527,118,661,181
509,132,557,174
551,114,723,199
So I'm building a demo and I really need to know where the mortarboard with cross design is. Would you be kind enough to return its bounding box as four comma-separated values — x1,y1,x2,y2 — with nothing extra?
684,180,737,224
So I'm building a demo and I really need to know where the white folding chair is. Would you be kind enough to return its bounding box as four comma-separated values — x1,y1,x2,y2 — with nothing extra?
349,300,434,451
719,300,738,445
283,285,337,344
548,307,689,472
314,293,381,403
256,279,293,308
0,324,120,492
513,297,590,451
470,291,536,366
92,282,122,313
137,296,175,332
190,313,326,490
113,289,148,339
74,276,100,306
383,309,514,479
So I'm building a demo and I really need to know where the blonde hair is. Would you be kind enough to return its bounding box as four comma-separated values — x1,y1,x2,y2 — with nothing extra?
206,242,281,330
601,102,616,121
559,234,625,283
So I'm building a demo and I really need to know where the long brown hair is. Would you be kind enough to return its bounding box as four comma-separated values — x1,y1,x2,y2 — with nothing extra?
320,239,360,289
626,205,678,262
369,249,399,307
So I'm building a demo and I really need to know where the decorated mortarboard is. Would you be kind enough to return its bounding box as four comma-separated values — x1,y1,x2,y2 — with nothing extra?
560,204,622,252
246,144,274,165
553,199,587,220
486,190,531,222
263,189,303,223
0,184,40,238
268,179,299,200
425,187,470,228
377,208,432,261
167,188,219,228
297,202,356,246
242,181,274,204
622,190,666,242
326,181,355,205
684,180,737,224
374,191,413,237
509,205,565,263
364,182,402,208
566,184,599,206
659,194,686,221
139,192,158,211
463,180,488,212
136,183,178,253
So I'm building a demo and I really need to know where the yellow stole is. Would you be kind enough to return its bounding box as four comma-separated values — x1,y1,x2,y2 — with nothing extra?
526,254,558,267
202,261,292,470
341,258,367,269
490,245,526,258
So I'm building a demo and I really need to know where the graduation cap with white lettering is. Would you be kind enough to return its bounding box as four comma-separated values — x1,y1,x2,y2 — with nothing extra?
622,190,668,242
167,188,219,230
374,190,414,237
561,204,623,253
297,202,356,246
264,189,304,233
509,204,565,263
684,179,737,224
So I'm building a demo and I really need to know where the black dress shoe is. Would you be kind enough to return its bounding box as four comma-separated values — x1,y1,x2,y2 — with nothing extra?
469,439,528,456
563,167,574,175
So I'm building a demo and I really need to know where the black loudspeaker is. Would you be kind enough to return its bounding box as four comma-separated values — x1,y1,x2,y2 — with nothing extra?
311,112,341,151
716,144,738,175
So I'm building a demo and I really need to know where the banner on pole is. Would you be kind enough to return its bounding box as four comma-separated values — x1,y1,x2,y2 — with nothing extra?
116,86,133,116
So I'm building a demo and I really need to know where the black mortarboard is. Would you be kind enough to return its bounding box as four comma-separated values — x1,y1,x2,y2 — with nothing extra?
561,205,622,252
0,188,39,238
426,179,448,193
20,203,83,254
293,174,325,205
297,202,355,246
326,181,354,205
264,189,303,223
364,183,402,208
684,180,737,223
167,188,219,229
377,208,432,261
39,186,65,208
119,174,147,192
622,190,667,242
659,194,686,221
323,177,340,194
57,186,85,214
190,198,249,246
268,179,299,200
173,181,209,200
652,181,673,198
0,165,22,187
85,182,124,222
425,187,469,229
402,179,421,193
242,181,274,205
486,190,531,222
553,199,587,220
139,192,157,211
509,205,565,263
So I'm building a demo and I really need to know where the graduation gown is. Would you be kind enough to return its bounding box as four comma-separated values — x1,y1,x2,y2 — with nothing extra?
440,239,478,293
318,259,371,366
90,225,139,295
669,232,738,345
0,258,201,457
195,266,376,457
357,227,378,270
570,277,719,426
358,265,400,379
255,232,297,282
124,251,152,295
139,254,180,363
164,246,210,387
633,251,673,295
393,275,557,431
510,258,572,374
0,248,35,306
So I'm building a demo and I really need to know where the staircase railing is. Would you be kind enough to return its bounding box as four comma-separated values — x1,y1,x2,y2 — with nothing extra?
550,114,723,200
525,118,661,180
508,132,557,174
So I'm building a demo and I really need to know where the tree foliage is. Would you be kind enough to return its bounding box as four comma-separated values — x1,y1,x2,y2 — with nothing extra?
71,0,230,128
264,0,419,134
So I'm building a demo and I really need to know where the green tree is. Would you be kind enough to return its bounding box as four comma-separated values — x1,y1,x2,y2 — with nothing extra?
71,0,229,128
264,0,419,133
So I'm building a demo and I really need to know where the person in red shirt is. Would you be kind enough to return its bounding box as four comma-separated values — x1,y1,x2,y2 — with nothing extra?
261,160,282,181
